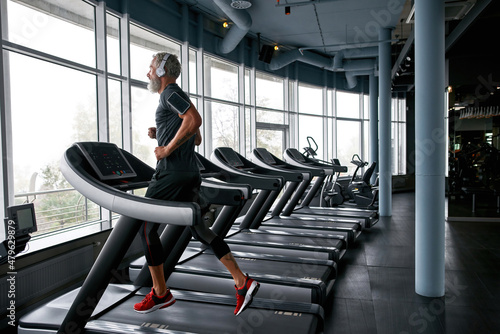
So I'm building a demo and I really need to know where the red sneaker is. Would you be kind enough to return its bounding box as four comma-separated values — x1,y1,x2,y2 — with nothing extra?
134,288,176,313
234,275,260,316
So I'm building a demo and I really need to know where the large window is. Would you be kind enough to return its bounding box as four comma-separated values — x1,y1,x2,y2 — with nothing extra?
392,96,407,175
297,83,323,158
129,23,181,82
336,120,361,175
6,0,96,67
256,72,283,109
207,101,239,151
298,83,322,116
336,91,362,174
204,56,238,102
4,0,100,236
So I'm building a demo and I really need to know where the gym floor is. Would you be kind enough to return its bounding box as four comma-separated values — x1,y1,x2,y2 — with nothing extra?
324,192,500,334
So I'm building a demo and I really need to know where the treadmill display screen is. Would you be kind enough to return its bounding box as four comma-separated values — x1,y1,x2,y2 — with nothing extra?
255,148,276,165
287,149,306,162
6,203,37,236
76,142,137,181
217,147,244,168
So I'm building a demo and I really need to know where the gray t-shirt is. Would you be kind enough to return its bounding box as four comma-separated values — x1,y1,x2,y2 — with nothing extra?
155,83,198,172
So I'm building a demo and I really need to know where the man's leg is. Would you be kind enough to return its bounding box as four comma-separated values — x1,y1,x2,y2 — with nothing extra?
219,252,246,288
149,263,167,296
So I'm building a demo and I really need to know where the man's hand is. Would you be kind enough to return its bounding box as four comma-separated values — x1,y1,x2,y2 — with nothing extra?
154,146,170,161
148,127,157,139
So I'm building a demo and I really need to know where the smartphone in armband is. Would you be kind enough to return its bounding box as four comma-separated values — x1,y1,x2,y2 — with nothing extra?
167,92,191,115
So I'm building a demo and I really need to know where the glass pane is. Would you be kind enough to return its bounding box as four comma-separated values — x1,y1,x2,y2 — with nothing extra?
298,83,322,115
6,0,96,67
108,79,122,147
257,129,283,159
189,49,197,94
129,23,181,82
245,69,251,105
392,122,398,175
327,117,334,161
256,71,284,110
336,91,360,119
204,56,238,103
131,86,161,168
8,52,98,235
392,98,398,121
364,94,370,120
298,115,323,160
257,109,284,124
399,98,406,122
399,122,406,175
106,13,121,75
327,89,334,117
363,121,370,164
207,101,239,151
245,107,252,157
336,120,361,175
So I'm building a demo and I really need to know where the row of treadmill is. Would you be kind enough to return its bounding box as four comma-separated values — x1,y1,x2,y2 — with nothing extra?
18,143,379,334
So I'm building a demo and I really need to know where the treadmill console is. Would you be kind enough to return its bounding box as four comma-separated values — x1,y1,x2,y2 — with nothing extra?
6,203,37,237
217,147,244,168
254,148,277,165
287,148,306,163
76,142,137,181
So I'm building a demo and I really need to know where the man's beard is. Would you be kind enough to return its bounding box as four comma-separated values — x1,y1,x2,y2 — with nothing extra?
148,76,161,93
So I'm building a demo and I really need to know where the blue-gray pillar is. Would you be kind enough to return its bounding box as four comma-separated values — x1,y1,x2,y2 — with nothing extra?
378,28,392,216
415,0,446,297
369,74,379,185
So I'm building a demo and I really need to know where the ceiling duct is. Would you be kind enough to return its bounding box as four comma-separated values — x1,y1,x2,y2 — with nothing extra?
268,49,333,71
213,0,252,54
345,70,374,89
270,47,377,88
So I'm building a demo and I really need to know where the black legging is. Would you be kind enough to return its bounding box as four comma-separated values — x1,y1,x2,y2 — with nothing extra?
140,170,229,266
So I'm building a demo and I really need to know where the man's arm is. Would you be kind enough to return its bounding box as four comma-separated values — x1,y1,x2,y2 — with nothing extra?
194,128,202,146
154,103,202,160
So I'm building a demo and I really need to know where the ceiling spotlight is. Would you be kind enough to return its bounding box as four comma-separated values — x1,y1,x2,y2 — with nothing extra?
230,0,252,9
274,45,279,51
285,6,291,15
223,21,229,28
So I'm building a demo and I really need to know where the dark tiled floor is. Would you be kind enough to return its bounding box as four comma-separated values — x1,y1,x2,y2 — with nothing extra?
324,192,500,334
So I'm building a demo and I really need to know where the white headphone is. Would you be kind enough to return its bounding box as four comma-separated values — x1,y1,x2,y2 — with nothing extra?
155,53,171,77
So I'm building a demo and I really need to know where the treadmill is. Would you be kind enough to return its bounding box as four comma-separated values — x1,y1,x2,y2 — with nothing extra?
283,148,379,228
210,147,360,244
18,142,324,334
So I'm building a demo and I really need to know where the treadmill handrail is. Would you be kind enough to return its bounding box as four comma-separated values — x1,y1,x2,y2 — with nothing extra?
61,145,200,226
251,148,312,181
210,150,283,191
284,148,347,175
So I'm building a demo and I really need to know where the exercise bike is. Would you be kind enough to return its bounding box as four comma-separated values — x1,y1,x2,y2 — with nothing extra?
302,137,378,209
345,154,378,208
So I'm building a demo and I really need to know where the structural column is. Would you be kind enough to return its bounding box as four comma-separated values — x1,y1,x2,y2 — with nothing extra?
369,74,379,185
378,27,392,216
414,0,446,297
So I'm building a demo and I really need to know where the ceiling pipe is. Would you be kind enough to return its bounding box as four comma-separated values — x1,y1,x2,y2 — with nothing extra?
333,46,378,70
346,69,374,89
268,49,333,71
213,0,252,54
270,46,377,88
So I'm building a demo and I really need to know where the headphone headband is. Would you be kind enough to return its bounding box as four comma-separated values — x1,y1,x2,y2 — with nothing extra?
155,53,171,77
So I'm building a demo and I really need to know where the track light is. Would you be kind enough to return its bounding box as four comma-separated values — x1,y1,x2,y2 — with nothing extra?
285,6,291,15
